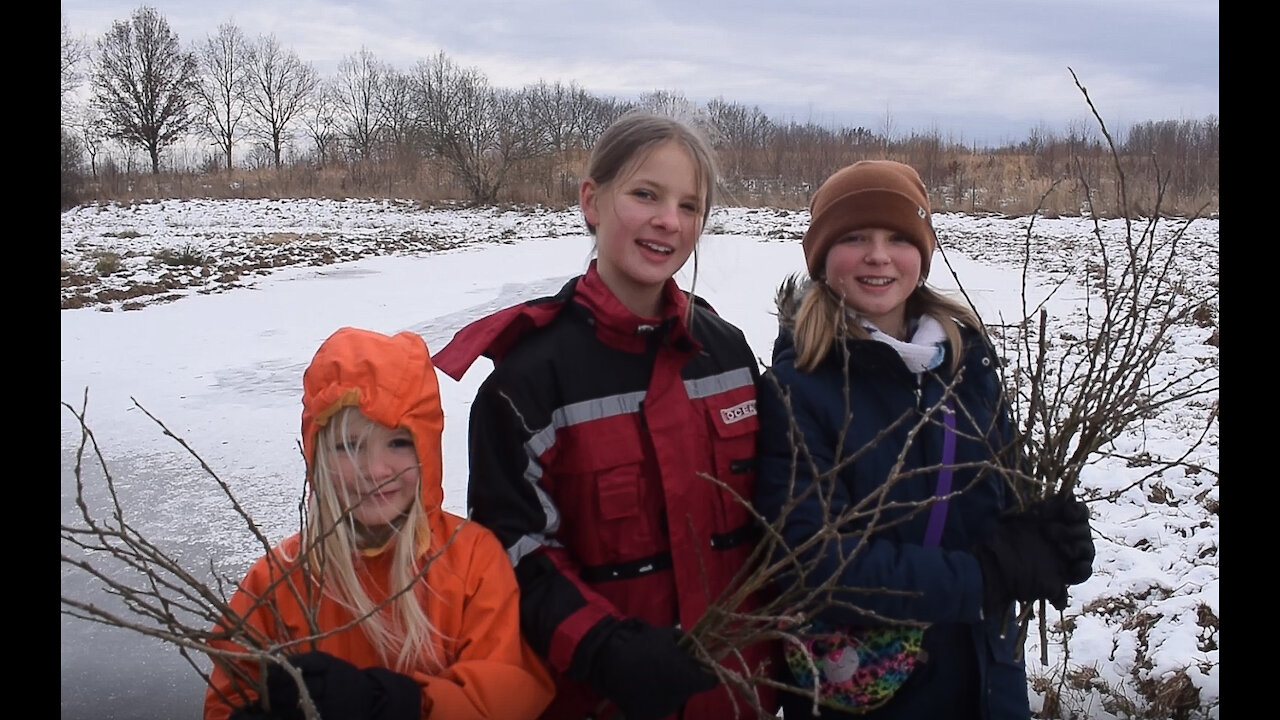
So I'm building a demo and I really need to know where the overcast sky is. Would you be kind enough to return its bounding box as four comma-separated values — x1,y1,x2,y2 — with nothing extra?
61,0,1219,147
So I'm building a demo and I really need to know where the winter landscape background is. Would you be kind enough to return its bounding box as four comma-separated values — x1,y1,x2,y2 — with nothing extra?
60,199,1219,719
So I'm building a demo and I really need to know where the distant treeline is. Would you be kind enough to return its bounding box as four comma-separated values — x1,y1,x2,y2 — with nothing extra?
61,8,1219,218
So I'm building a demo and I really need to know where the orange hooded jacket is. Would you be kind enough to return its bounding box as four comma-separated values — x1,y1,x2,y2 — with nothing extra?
203,327,554,720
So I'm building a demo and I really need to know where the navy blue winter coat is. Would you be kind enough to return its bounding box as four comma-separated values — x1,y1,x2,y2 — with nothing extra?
755,283,1032,720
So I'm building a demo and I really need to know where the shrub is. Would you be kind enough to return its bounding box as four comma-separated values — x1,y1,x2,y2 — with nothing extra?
94,251,122,276
154,243,208,267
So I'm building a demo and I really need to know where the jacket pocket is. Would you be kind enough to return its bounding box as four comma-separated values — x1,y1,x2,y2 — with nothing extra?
704,400,760,535
557,425,656,566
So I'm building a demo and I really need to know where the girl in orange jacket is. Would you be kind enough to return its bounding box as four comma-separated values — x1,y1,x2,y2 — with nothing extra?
203,327,554,720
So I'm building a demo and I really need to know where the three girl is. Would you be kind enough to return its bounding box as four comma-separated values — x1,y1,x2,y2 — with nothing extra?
204,145,1093,720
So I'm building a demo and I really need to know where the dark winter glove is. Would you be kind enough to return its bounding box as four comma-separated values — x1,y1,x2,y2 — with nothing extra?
585,618,719,720
1038,493,1096,585
975,510,1074,615
259,650,421,720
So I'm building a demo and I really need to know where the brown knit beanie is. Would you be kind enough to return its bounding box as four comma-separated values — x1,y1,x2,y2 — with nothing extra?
802,160,936,279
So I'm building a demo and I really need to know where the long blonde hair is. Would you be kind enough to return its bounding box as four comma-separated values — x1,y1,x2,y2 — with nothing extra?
790,279,983,374
300,407,445,674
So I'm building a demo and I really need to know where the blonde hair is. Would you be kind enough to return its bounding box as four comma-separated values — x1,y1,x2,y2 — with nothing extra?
300,408,445,674
791,281,983,374
584,109,721,324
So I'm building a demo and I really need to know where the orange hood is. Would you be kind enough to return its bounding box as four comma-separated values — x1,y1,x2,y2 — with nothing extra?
300,327,445,515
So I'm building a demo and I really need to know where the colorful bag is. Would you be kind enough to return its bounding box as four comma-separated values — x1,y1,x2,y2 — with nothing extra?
784,621,926,712
784,401,956,713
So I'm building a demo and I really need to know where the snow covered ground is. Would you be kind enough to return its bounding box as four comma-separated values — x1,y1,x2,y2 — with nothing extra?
61,200,1219,719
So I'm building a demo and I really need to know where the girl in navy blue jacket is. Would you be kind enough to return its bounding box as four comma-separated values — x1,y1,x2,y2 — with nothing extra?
755,161,1094,720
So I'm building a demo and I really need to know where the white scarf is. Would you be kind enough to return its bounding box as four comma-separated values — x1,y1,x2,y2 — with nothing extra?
856,313,948,373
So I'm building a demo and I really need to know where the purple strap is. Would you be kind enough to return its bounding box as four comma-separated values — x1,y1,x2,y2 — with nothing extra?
923,401,957,548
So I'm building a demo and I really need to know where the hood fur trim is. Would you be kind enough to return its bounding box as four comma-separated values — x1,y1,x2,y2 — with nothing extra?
775,273,814,333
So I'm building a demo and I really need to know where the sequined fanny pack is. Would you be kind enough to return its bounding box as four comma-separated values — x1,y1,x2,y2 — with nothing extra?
784,401,955,713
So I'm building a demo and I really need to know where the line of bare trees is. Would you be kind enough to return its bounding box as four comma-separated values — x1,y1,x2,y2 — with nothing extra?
60,6,1219,217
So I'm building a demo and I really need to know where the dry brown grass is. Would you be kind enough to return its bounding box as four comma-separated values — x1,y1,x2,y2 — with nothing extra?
65,147,1217,218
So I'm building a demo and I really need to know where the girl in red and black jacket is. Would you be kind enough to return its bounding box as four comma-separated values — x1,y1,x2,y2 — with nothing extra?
434,110,777,720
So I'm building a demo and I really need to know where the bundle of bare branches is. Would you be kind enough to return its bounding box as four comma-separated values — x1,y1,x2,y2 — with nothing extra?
676,363,990,718
60,392,464,720
964,72,1218,671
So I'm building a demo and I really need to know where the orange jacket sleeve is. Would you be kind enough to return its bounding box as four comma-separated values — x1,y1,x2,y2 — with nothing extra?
414,519,554,719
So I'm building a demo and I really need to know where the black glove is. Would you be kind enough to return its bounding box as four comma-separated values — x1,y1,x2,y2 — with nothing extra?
586,618,719,720
1038,493,1096,585
975,510,1074,615
258,650,421,720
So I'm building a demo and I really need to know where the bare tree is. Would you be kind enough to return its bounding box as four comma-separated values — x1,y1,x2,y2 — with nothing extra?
300,79,340,168
62,20,92,206
577,95,633,151
61,127,86,208
409,53,550,204
879,106,897,151
705,97,775,178
521,80,611,200
74,105,112,179
769,120,843,191
61,19,89,105
244,35,319,168
375,69,422,167
525,79,598,153
193,22,251,172
91,5,198,174
637,89,700,122
332,47,389,161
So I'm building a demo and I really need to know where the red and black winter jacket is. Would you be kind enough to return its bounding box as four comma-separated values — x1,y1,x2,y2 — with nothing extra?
435,262,777,720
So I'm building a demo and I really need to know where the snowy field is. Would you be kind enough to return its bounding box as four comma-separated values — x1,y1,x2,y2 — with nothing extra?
61,200,1219,719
